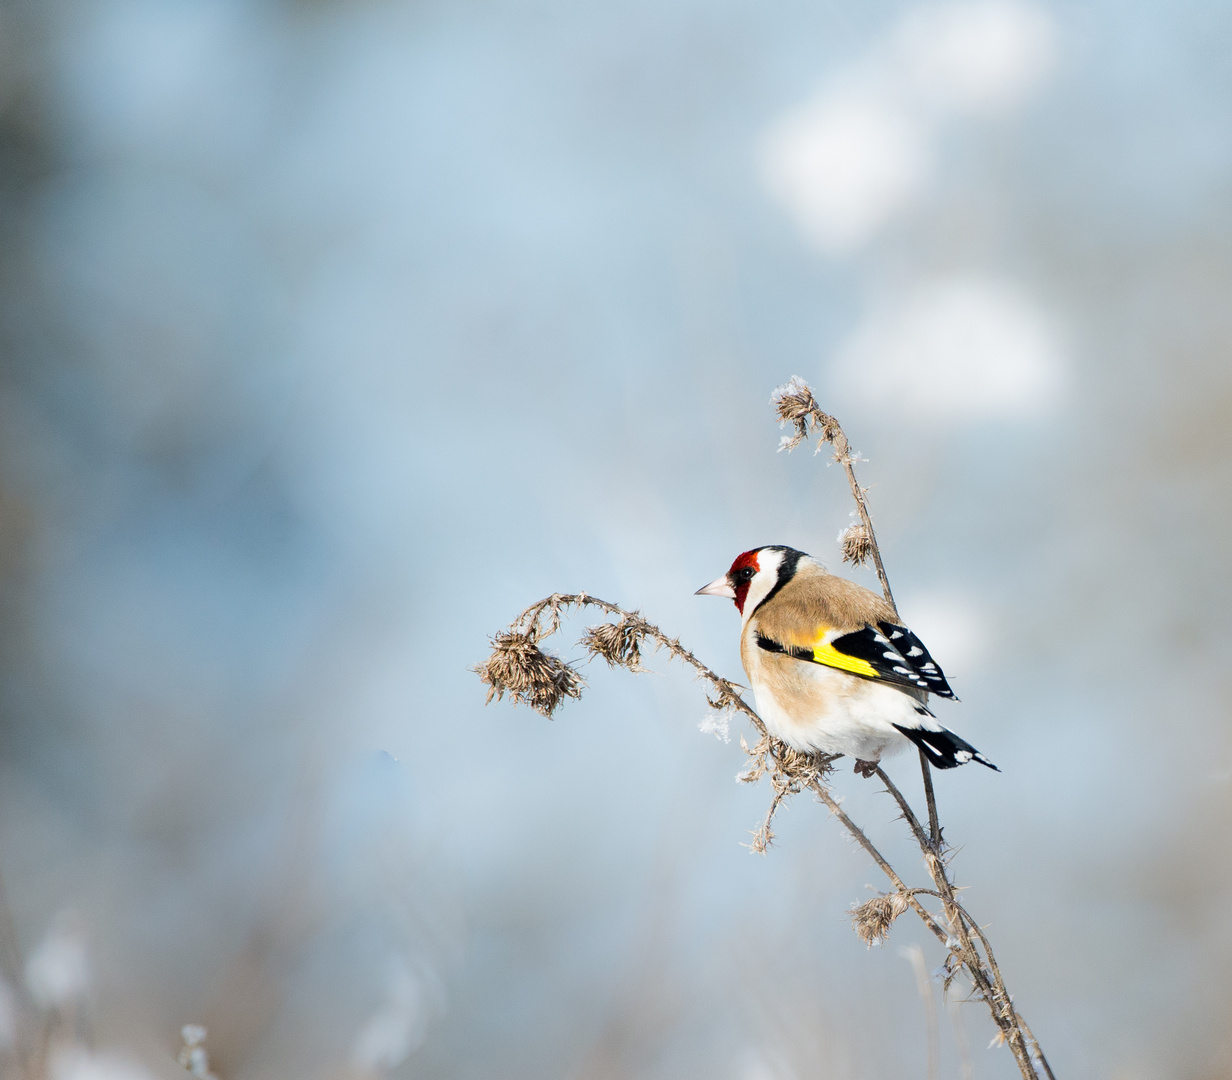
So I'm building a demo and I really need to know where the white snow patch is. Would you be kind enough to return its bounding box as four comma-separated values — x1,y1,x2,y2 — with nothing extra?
832,276,1064,420
758,1,1058,252
699,708,733,743
351,958,430,1075
891,0,1058,115
26,914,90,1009
898,592,987,677
760,82,929,253
49,1047,155,1080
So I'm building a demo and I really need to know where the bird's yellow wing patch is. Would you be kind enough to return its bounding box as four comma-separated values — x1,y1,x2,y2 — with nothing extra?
756,621,958,698
756,627,881,679
807,639,879,679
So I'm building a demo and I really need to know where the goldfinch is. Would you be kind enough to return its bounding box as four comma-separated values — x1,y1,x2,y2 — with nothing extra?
696,546,996,774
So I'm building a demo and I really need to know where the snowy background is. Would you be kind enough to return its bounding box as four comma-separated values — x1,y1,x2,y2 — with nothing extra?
1,0,1231,1076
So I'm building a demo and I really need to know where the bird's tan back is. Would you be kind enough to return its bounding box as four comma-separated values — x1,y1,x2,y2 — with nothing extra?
753,562,896,646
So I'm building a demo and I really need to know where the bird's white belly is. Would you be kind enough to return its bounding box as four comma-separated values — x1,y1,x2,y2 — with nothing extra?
751,662,927,762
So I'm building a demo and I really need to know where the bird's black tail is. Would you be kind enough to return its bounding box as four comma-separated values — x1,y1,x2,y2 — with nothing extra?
893,724,998,771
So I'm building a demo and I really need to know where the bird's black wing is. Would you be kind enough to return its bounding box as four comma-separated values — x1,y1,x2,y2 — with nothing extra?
827,621,958,699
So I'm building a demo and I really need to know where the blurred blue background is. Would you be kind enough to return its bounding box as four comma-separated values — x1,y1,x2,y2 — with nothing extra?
1,0,1231,1076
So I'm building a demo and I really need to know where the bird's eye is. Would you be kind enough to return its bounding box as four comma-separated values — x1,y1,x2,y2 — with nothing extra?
733,567,755,583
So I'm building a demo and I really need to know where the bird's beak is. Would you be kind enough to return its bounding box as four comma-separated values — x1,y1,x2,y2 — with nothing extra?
695,575,737,599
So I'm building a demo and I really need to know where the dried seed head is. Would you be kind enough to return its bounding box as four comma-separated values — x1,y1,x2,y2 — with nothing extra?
771,376,842,450
814,412,842,444
771,375,817,424
840,523,874,566
850,891,912,947
474,630,585,718
771,376,816,450
582,618,646,670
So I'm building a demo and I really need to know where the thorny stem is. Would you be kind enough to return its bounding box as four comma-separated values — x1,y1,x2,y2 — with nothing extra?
772,377,898,614
775,379,953,904
514,593,766,733
875,768,1037,1073
774,378,1048,1075
480,381,1051,1079
1017,1017,1058,1080
480,591,1047,1078
806,781,950,944
829,423,898,616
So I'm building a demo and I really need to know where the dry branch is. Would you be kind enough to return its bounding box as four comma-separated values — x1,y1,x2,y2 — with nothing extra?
476,379,1052,1079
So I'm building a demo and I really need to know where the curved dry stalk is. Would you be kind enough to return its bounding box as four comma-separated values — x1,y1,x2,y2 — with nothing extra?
774,377,1048,1073
772,376,897,613
772,378,950,848
477,378,1052,1079
477,592,1048,1078
873,767,1036,1064
475,592,837,849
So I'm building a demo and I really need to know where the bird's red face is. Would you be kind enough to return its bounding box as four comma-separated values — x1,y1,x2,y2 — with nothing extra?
725,549,761,613
695,546,803,617
694,548,767,614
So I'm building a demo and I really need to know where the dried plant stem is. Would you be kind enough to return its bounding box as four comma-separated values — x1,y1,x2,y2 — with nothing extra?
832,426,897,615
811,785,921,908
480,379,1052,1079
772,376,898,615
478,593,1048,1078
1018,1018,1058,1080
873,767,1038,1075
774,380,952,881
517,593,765,731
773,378,1050,1076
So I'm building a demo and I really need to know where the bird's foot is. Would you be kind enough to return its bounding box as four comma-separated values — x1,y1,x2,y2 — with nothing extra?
853,759,880,778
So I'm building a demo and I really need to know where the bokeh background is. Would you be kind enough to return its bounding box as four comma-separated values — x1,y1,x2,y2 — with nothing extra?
1,0,1231,1076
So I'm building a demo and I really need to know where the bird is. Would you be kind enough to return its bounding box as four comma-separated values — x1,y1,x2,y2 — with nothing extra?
696,545,996,775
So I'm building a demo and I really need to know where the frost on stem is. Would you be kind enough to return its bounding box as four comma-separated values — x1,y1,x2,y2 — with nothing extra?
850,891,913,947
474,629,585,718
698,707,732,743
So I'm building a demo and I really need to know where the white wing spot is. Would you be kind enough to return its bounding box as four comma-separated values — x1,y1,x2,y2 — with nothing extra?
882,651,900,661
956,751,973,763
873,634,890,645
907,646,924,657
892,665,912,675
889,630,904,639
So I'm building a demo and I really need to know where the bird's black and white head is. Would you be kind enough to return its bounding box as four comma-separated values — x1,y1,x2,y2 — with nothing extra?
695,545,807,620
